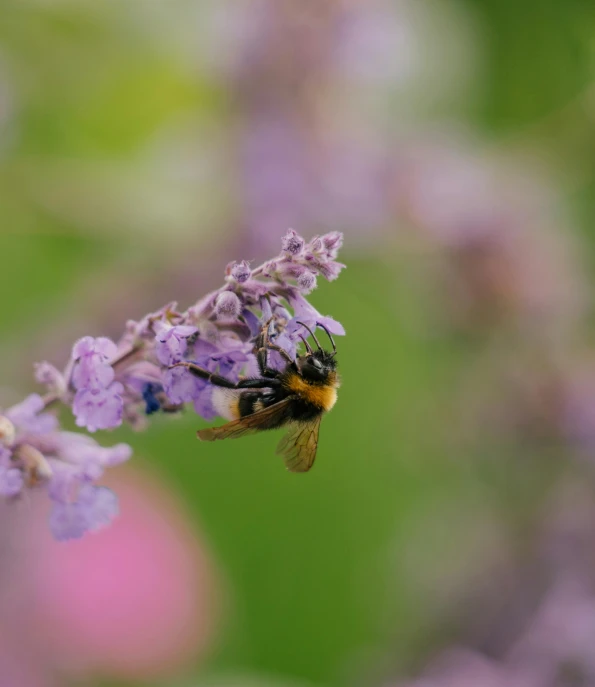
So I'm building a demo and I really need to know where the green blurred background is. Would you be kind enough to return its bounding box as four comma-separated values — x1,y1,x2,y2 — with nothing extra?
2,1,595,686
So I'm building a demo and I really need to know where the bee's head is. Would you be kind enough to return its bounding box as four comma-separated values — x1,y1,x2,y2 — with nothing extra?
296,349,337,382
294,321,337,382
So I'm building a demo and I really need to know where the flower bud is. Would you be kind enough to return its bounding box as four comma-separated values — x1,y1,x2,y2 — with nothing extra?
17,443,53,485
0,416,15,448
34,361,66,395
297,271,317,294
281,229,305,255
215,291,242,319
230,261,251,283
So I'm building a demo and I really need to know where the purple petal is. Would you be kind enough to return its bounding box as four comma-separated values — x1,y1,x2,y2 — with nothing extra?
78,485,119,532
321,231,343,258
71,336,96,359
49,501,89,541
72,336,117,361
193,388,217,421
72,383,124,432
260,296,273,322
155,325,199,366
193,338,219,359
317,316,346,336
287,292,346,336
242,308,261,337
6,393,44,418
163,366,205,404
72,356,115,390
0,467,23,497
56,434,132,476
318,261,346,281
5,394,59,435
0,447,11,466
272,333,297,363
99,443,132,467
47,463,79,503
93,337,119,359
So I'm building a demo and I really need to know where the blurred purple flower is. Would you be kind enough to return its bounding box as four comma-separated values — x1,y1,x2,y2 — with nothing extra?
0,394,131,540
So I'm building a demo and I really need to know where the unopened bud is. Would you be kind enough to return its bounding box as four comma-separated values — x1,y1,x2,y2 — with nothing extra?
0,416,15,448
281,229,305,255
17,444,53,485
215,291,242,319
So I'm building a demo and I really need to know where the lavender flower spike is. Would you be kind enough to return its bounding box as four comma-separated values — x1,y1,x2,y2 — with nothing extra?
5,230,345,539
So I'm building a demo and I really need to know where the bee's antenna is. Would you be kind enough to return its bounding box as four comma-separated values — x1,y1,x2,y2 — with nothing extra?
299,334,313,354
316,322,337,355
296,321,322,351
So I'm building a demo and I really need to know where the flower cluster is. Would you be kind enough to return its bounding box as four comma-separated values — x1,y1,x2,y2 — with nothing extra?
0,231,345,540
0,394,130,540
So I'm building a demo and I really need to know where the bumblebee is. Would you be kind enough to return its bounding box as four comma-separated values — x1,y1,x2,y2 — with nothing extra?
172,319,339,472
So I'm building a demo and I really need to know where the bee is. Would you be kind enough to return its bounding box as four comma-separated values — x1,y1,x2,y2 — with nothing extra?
171,319,339,472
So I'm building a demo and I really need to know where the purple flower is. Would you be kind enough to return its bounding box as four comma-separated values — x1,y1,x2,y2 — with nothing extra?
79,484,119,530
287,291,346,336
11,229,345,539
49,501,89,541
72,336,118,391
0,447,23,497
5,394,58,435
49,486,118,541
1,392,132,539
163,366,206,405
154,324,198,366
73,383,124,432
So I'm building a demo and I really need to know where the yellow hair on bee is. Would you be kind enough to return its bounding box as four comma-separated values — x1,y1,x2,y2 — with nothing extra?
284,371,338,411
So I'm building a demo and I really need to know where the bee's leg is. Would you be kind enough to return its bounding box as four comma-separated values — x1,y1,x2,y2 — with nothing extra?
260,319,294,365
253,317,292,376
171,362,281,389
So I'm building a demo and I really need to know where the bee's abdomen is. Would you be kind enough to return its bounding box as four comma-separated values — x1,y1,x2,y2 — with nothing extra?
238,390,288,427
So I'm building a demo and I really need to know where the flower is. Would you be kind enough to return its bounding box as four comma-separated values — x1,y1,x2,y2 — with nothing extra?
0,447,24,497
11,229,345,539
72,336,118,390
0,395,131,540
72,384,124,433
154,324,198,367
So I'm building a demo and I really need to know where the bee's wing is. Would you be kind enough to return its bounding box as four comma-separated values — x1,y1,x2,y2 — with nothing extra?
276,416,322,473
197,397,293,442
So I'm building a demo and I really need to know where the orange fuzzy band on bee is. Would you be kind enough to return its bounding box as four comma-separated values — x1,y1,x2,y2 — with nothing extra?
283,371,339,411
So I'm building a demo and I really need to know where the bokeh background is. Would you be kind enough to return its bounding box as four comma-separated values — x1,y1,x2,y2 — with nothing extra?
3,1,595,686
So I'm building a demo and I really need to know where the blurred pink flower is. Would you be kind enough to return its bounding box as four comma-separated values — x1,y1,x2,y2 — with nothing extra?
31,468,217,681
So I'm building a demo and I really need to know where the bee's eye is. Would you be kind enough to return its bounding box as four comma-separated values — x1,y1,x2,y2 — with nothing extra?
310,357,322,370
